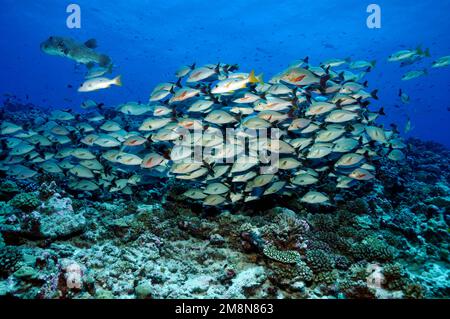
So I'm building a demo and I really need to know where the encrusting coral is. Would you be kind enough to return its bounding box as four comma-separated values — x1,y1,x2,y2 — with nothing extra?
8,192,41,213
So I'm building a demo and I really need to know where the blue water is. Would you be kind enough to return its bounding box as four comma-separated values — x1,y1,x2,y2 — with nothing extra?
1,0,449,146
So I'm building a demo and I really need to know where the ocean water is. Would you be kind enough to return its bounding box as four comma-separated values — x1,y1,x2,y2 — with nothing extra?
1,0,449,145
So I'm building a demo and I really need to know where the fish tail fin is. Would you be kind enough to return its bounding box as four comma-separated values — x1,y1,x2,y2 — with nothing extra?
305,90,312,104
345,124,355,133
361,101,370,108
291,95,299,108
320,74,330,89
371,60,377,67
371,89,379,100
248,70,261,83
215,62,221,74
323,65,331,74
345,57,352,63
248,70,258,83
257,73,264,84
175,77,182,88
113,75,122,87
287,108,296,118
423,68,428,75
424,48,431,57
291,87,298,98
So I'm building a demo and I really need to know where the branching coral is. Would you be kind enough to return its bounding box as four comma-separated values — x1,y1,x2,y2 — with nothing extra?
263,245,302,264
305,249,335,274
352,237,396,262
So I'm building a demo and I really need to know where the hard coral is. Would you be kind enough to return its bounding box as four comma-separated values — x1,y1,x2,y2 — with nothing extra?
39,181,58,200
305,249,335,274
0,246,22,278
339,280,376,299
381,262,423,296
263,245,302,264
352,237,396,262
8,192,41,212
344,198,371,215
0,180,19,195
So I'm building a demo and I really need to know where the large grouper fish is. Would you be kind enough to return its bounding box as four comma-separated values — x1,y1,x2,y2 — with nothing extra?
40,36,112,68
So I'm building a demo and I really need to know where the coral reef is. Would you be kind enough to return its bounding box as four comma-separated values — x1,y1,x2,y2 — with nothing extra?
0,138,448,299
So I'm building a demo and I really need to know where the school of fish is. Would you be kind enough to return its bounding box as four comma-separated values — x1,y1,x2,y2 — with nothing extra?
1,56,410,206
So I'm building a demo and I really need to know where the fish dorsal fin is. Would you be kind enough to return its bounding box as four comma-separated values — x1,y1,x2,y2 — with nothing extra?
84,38,98,49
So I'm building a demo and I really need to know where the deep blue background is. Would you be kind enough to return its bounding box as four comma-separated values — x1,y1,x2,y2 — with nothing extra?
1,1,449,146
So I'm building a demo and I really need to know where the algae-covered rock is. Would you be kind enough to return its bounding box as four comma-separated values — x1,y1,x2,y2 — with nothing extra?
39,194,86,239
95,288,115,299
0,202,13,216
39,211,86,239
13,266,38,280
425,196,450,210
137,204,163,214
183,275,215,294
225,266,267,298
135,281,153,299
2,193,86,241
